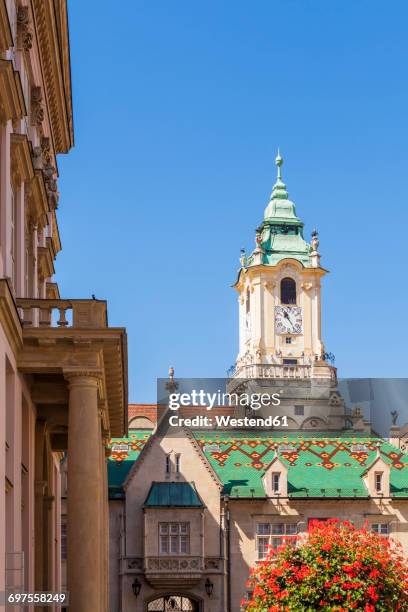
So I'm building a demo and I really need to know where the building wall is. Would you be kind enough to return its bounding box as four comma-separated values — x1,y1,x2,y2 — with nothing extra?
0,0,73,606
113,434,225,612
228,498,408,610
110,417,408,612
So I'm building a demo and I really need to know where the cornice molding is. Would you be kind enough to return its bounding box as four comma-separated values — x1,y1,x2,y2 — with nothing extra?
0,0,12,52
32,0,73,153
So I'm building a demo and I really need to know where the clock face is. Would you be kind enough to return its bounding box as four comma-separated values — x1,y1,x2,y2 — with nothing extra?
275,306,302,335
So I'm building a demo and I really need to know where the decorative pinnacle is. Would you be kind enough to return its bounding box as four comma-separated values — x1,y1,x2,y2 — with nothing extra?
275,149,283,180
270,148,288,200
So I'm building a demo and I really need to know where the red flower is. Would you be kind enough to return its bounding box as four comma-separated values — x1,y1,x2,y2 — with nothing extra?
241,521,408,612
367,585,379,602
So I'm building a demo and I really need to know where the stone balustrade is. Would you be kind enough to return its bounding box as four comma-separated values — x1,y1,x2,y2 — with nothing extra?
231,362,337,384
233,363,312,379
16,298,107,329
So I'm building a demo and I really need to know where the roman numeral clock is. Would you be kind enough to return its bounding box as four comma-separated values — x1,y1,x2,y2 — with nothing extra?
275,305,303,335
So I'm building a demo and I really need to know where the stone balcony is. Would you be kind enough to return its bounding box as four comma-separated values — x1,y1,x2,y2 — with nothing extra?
144,556,204,588
0,281,127,441
17,296,108,328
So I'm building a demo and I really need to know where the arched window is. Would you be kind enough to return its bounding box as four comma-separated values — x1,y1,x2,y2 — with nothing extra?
280,277,296,304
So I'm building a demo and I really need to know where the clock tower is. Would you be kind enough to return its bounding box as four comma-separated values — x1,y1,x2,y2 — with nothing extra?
233,152,334,383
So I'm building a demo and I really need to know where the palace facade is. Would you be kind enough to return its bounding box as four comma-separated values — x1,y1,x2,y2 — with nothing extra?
0,2,127,611
107,157,408,612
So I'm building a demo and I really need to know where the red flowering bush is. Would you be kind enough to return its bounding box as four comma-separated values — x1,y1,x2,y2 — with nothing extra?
242,520,408,611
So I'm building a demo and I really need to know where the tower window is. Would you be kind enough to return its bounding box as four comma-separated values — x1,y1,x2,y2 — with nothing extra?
165,455,171,474
175,454,181,473
280,277,296,304
294,405,304,416
285,337,292,344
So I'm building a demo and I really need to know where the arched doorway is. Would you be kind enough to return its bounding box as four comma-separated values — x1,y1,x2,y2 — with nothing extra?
147,595,199,611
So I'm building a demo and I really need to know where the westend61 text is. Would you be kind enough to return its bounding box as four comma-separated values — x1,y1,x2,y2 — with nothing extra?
168,414,289,428
168,390,281,410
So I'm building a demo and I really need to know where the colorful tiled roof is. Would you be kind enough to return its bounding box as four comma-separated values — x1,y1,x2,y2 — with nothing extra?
192,431,408,498
107,430,151,499
144,482,204,507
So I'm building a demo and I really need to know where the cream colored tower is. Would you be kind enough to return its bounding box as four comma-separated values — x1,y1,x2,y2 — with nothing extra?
233,153,333,382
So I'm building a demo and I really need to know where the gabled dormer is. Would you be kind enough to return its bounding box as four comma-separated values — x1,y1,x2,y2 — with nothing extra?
262,452,288,497
362,446,391,497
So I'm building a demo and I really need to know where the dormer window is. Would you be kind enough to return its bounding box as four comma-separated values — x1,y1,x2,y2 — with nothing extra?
272,472,280,493
280,278,296,304
375,472,383,493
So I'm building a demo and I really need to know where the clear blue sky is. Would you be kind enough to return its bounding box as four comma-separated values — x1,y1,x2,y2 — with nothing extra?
56,1,408,402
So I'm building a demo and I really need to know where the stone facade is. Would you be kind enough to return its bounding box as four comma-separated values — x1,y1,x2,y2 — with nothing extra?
108,413,408,612
0,2,127,611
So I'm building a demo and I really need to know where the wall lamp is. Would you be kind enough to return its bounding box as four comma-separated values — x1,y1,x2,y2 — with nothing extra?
205,578,214,597
132,578,141,598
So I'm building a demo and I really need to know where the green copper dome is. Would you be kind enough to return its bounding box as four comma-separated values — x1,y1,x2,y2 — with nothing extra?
246,152,314,268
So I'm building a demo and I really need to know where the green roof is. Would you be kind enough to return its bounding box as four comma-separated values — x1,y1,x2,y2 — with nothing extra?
245,153,314,268
144,482,204,507
192,431,408,499
107,430,151,499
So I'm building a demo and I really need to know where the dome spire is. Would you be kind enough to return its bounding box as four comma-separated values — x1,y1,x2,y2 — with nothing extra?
270,149,288,200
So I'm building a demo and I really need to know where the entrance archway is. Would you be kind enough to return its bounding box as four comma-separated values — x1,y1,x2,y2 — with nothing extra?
146,595,199,611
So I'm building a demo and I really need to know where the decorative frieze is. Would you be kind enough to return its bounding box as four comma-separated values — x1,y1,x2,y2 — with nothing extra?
145,556,203,572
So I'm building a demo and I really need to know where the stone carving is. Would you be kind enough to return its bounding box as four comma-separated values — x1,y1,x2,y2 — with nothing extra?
146,557,202,572
17,6,33,51
31,87,44,126
391,410,399,426
311,229,320,253
127,558,143,570
41,137,51,164
263,281,276,291
205,557,221,570
32,146,43,170
43,163,59,209
328,391,343,407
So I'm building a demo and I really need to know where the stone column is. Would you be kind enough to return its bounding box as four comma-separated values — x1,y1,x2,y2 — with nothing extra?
66,371,103,612
101,432,110,612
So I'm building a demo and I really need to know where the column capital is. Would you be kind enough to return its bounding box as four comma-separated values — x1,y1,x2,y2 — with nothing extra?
64,369,103,387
